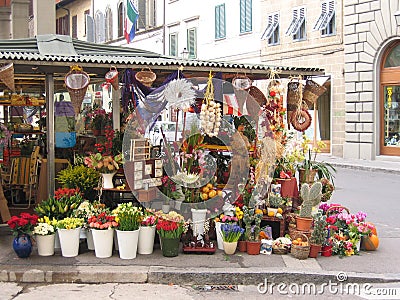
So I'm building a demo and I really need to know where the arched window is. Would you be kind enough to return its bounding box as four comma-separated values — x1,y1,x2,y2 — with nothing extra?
380,42,400,155
105,7,113,41
118,2,124,38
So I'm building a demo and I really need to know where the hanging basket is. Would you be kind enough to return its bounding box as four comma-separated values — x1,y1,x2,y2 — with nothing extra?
290,108,312,132
65,65,90,114
302,79,327,107
0,63,15,92
135,67,156,87
287,80,303,111
246,85,267,106
105,66,119,90
291,233,310,260
232,74,252,90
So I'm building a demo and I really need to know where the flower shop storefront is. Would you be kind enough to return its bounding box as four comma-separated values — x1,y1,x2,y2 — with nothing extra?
1,34,380,261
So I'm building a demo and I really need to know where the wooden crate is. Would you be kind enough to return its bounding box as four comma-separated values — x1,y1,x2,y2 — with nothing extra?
137,187,157,202
129,139,150,160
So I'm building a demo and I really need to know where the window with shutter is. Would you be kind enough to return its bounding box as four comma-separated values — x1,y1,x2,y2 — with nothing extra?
240,0,252,33
95,11,106,43
187,28,197,59
138,0,146,30
314,0,335,35
106,7,113,41
72,15,77,39
86,14,95,42
169,33,178,56
118,2,124,37
286,7,306,41
215,4,226,39
261,12,279,45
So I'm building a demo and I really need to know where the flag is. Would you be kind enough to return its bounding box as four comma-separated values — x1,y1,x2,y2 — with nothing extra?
124,0,139,43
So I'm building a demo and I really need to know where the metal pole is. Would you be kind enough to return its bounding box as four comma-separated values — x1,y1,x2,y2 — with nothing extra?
45,73,55,198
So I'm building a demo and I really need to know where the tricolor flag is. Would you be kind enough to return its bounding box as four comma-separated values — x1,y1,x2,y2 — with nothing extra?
124,0,139,44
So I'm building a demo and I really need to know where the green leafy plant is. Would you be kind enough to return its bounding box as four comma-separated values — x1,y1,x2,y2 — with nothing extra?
268,193,284,208
243,206,263,241
56,165,100,200
299,182,322,219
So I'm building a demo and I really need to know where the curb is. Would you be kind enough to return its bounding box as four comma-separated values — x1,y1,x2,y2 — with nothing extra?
1,265,399,285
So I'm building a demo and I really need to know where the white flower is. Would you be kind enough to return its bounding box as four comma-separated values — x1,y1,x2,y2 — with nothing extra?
33,223,55,236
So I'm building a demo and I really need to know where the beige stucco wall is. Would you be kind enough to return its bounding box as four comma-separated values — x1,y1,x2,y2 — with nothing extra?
260,0,345,157
56,0,91,40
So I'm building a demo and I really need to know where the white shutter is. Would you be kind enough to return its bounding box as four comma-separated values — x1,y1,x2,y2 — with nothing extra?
285,9,298,36
313,1,327,31
291,7,305,36
86,15,95,42
261,13,279,40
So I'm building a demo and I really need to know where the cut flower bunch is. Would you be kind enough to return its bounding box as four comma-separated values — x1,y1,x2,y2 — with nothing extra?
155,211,187,239
7,213,39,236
88,211,118,230
113,203,143,231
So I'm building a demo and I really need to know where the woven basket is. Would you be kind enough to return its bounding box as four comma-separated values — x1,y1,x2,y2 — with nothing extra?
288,226,312,240
272,246,289,255
135,67,156,87
302,79,327,107
247,86,267,106
291,233,310,260
232,74,252,90
65,66,90,114
105,66,119,90
326,205,350,216
287,80,303,111
0,63,15,92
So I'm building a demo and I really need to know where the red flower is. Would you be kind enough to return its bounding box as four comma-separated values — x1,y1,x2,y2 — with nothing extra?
269,90,276,97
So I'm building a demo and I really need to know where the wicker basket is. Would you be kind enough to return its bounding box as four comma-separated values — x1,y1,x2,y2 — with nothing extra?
302,79,327,107
326,205,350,216
291,233,310,260
105,66,119,90
287,80,303,111
288,226,312,240
247,85,267,106
272,246,289,255
0,63,15,92
65,66,90,114
135,67,156,87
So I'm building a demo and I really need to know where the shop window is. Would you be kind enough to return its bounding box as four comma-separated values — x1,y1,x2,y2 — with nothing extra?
187,27,197,59
169,33,178,56
261,12,279,46
286,7,306,41
215,4,226,40
240,0,252,33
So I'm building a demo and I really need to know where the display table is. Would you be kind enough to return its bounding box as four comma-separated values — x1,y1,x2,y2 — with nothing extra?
36,158,70,203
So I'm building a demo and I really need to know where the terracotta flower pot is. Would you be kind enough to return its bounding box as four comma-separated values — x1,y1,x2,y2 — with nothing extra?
298,168,318,184
321,245,333,257
238,240,247,252
246,241,261,255
296,216,313,231
309,244,321,258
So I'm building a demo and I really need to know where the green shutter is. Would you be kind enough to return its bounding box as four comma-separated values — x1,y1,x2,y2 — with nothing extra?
221,4,226,38
215,6,220,39
240,0,252,33
169,33,177,56
187,28,197,59
215,4,226,39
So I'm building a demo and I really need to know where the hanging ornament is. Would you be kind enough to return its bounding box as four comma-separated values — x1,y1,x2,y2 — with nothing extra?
199,72,222,137
164,78,196,110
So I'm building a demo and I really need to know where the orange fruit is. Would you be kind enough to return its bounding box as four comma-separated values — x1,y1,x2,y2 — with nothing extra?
217,190,223,197
277,208,283,214
201,193,209,200
208,190,217,198
268,211,275,217
202,187,210,193
206,183,213,189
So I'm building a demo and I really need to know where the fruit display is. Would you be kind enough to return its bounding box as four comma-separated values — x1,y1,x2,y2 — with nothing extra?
200,182,222,201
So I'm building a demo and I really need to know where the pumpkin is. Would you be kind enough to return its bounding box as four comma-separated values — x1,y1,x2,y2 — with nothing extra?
364,234,379,251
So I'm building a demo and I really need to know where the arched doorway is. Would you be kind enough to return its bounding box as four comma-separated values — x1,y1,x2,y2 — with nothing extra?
380,41,400,156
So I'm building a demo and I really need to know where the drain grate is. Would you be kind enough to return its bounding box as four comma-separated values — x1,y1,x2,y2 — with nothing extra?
194,285,238,292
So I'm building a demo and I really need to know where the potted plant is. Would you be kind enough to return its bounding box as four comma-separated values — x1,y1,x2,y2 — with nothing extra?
56,165,100,201
138,209,158,255
113,203,143,259
243,206,263,255
298,135,336,184
88,210,119,258
156,211,186,257
7,213,38,258
220,223,245,255
214,213,239,250
296,182,322,231
309,210,327,258
56,217,84,257
33,220,56,256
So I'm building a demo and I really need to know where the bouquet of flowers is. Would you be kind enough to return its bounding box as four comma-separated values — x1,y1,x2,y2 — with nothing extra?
33,222,55,236
56,217,84,230
86,107,111,130
156,211,186,239
73,200,107,225
141,209,158,227
88,211,118,230
7,213,39,237
214,213,238,224
159,175,182,200
84,127,124,174
221,223,244,242
113,203,143,231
